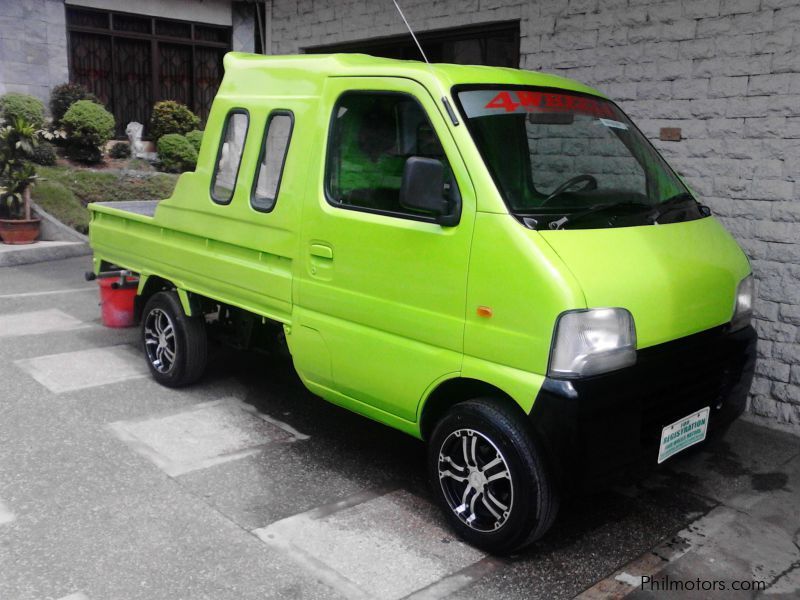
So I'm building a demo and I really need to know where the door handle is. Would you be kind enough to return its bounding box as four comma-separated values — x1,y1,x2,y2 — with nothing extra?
310,243,333,259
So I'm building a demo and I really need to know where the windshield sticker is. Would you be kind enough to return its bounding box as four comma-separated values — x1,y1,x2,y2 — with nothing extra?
599,117,628,130
459,90,616,119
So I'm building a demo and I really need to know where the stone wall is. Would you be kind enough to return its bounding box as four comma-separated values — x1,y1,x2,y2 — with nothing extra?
65,0,233,25
232,1,256,53
268,0,800,434
0,0,69,104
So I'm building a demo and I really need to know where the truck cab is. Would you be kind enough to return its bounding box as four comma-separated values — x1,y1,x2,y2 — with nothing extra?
89,53,756,554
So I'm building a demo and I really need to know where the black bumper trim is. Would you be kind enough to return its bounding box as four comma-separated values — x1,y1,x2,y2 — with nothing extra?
529,324,757,491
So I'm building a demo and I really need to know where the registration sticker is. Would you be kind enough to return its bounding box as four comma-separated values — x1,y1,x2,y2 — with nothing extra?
657,407,710,464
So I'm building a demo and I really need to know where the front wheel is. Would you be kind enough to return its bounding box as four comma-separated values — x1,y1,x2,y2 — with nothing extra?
141,291,207,387
428,398,558,554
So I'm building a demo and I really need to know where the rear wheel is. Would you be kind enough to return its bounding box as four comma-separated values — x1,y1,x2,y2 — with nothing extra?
428,398,558,554
141,291,207,387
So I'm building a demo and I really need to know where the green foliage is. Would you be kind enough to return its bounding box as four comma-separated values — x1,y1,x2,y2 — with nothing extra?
30,141,57,166
157,133,197,173
31,165,177,232
0,117,40,219
185,129,204,153
0,93,45,129
31,180,89,233
109,141,132,159
49,82,100,126
37,166,178,204
127,158,155,172
150,101,200,141
62,100,115,163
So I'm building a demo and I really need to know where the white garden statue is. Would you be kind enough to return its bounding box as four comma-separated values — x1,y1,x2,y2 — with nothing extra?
125,122,145,158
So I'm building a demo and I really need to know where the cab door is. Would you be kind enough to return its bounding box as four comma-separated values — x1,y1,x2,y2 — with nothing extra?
294,77,475,423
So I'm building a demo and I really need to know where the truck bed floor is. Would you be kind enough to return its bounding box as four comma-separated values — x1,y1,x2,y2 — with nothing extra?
93,200,159,218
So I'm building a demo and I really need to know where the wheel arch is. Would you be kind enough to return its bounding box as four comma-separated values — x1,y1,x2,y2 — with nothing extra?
418,377,530,441
134,275,197,322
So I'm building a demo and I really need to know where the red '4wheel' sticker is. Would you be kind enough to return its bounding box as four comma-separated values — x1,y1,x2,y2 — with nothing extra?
484,90,616,118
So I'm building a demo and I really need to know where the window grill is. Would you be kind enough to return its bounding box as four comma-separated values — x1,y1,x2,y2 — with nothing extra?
67,7,231,137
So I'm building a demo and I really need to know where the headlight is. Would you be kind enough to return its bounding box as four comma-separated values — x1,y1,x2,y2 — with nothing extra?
731,274,754,331
548,308,637,378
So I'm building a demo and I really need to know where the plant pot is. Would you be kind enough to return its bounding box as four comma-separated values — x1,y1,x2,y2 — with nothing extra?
0,218,41,244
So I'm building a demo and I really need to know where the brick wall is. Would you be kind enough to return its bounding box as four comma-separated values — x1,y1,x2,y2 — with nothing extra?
0,0,69,103
268,0,800,435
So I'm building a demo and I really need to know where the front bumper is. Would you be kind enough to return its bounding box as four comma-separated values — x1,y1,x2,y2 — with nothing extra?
529,324,757,491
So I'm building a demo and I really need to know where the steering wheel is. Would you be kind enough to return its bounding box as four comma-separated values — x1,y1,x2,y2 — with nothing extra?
542,174,598,205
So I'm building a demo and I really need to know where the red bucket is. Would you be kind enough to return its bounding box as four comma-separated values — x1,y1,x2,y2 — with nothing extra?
98,276,138,328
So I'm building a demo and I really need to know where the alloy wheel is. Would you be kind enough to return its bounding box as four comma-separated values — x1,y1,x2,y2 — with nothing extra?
438,428,513,532
144,308,177,373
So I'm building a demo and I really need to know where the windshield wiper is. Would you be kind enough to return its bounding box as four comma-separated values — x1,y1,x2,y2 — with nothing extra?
545,193,698,230
648,192,696,223
546,201,649,230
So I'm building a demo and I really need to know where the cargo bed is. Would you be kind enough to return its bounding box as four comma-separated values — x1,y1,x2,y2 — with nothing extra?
92,200,159,218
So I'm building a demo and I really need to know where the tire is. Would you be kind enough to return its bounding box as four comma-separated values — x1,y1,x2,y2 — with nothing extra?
428,398,558,555
141,291,207,387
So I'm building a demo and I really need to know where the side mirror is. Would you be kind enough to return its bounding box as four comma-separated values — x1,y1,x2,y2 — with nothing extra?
399,157,449,219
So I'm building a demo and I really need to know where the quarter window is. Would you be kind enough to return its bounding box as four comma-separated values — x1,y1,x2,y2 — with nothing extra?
211,110,249,204
251,112,293,212
326,92,454,219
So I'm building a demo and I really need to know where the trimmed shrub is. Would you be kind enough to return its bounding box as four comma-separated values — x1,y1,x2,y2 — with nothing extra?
185,129,203,153
62,100,115,163
30,141,57,166
150,101,200,142
157,133,197,172
0,93,46,129
49,82,100,126
109,141,132,159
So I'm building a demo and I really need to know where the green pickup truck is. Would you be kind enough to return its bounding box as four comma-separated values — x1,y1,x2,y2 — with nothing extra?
89,52,756,553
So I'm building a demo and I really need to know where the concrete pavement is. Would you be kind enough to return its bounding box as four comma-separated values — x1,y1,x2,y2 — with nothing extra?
0,256,798,600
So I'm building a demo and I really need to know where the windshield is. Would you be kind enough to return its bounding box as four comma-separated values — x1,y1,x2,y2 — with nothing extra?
456,87,704,229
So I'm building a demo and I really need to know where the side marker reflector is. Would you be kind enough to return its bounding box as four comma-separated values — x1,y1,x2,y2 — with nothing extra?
476,306,493,318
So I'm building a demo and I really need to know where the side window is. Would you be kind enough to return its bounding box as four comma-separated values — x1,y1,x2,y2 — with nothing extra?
326,92,454,219
211,110,249,204
251,112,293,212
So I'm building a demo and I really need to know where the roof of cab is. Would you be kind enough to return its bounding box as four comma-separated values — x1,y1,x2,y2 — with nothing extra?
220,52,606,100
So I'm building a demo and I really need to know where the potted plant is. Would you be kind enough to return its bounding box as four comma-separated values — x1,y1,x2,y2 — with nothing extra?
0,117,41,244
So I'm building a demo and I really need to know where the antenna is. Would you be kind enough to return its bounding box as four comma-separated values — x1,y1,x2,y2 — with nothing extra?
391,0,429,64
389,0,459,125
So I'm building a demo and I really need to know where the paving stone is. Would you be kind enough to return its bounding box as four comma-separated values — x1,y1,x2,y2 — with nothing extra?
0,500,15,525
14,345,148,394
0,308,86,339
254,490,485,600
108,398,307,476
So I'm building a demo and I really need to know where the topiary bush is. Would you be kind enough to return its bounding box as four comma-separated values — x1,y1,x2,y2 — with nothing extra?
0,93,46,129
185,129,203,153
157,133,197,172
150,101,200,142
30,141,57,166
49,82,100,126
62,100,115,163
109,141,131,159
